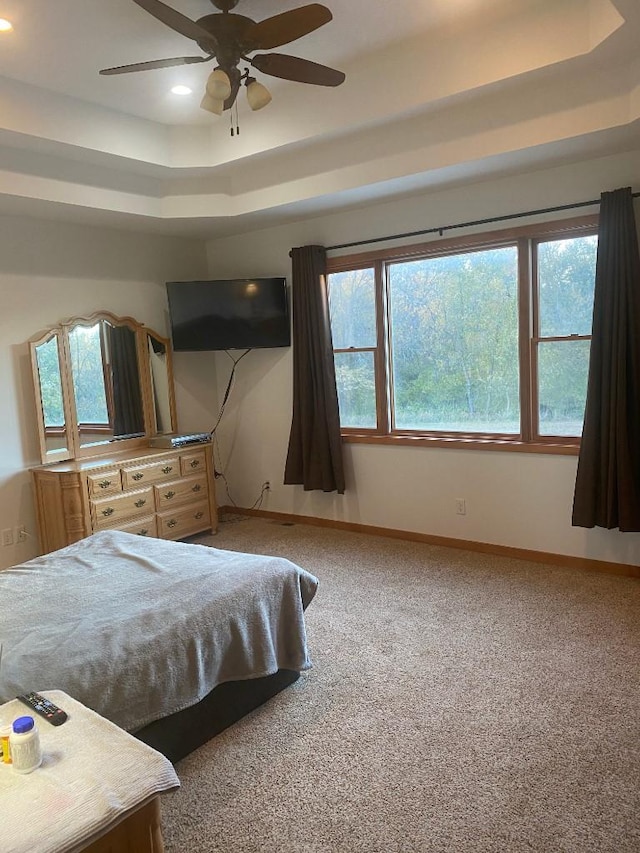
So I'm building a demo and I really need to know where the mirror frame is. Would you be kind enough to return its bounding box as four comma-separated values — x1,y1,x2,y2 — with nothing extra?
29,311,177,464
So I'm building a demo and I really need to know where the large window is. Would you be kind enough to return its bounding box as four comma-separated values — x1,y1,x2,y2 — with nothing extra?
327,217,598,451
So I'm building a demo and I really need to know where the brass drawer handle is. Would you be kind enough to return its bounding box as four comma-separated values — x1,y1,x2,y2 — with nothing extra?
132,472,144,481
134,499,147,508
101,507,115,517
139,528,149,536
164,491,176,500
192,484,201,493
195,511,204,520
162,466,173,474
167,519,177,528
98,479,112,489
190,459,200,468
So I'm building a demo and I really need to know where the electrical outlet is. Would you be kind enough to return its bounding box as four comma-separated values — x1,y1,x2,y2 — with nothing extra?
455,498,466,515
2,528,13,546
264,481,271,491
15,525,27,543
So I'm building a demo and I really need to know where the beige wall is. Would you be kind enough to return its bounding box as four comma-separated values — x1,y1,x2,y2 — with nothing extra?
0,215,212,569
204,149,640,567
1,149,638,571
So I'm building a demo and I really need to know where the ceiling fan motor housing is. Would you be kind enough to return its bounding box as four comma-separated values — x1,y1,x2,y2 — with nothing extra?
196,13,255,70
211,0,240,10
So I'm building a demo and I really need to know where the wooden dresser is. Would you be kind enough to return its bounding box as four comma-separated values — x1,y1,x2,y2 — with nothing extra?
32,442,217,554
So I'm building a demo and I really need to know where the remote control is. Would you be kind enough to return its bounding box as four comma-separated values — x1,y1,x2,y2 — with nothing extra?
16,692,68,726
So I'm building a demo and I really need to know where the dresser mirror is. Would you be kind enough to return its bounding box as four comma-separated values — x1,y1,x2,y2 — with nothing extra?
32,330,71,460
29,312,177,464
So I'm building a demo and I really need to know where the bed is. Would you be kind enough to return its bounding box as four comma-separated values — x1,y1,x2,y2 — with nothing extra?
0,529,318,762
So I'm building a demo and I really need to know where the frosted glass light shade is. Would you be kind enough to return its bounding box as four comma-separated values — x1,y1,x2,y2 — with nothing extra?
200,93,224,115
206,69,232,100
246,79,272,111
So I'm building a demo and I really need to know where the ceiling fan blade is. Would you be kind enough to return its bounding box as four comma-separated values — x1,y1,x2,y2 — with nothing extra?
244,4,332,51
250,53,345,87
132,0,217,50
100,55,211,75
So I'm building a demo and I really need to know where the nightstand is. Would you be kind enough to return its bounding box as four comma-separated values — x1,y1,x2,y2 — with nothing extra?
0,690,180,853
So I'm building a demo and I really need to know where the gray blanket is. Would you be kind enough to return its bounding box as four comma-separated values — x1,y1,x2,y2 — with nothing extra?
0,530,318,731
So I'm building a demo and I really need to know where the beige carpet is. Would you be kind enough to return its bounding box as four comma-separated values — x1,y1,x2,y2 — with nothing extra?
160,517,640,853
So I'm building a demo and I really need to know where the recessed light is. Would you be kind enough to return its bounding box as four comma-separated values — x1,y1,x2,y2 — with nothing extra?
171,85,192,96
0,18,13,32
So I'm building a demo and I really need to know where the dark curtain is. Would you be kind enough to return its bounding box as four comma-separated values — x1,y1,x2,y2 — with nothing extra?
109,325,145,437
572,187,640,530
284,245,345,493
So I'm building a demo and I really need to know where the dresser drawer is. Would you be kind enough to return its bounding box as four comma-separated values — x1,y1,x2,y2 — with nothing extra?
111,514,158,538
157,501,210,540
179,449,207,477
91,487,154,530
121,457,180,489
87,469,122,497
154,474,208,510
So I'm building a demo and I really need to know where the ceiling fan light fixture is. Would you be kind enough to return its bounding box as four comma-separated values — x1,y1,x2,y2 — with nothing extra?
206,69,232,101
245,78,272,112
200,92,225,115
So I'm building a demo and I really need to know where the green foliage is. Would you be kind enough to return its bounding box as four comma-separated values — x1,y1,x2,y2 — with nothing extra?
388,247,520,431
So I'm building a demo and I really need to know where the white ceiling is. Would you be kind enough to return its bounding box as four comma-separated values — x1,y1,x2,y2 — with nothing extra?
0,0,638,238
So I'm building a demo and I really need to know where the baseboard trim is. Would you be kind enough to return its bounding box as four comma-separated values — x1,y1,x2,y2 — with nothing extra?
218,505,640,579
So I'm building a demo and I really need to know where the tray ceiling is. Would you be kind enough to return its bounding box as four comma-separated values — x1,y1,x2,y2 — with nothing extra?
0,0,637,236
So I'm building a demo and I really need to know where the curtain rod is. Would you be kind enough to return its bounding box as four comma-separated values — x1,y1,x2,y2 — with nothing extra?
326,191,640,253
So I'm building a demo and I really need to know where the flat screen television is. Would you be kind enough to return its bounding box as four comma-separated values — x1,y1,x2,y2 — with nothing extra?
166,277,290,351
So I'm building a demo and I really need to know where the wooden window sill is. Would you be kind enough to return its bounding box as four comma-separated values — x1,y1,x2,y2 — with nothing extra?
341,433,579,455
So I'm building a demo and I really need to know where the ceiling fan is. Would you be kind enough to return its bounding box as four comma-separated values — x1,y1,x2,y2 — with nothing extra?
100,0,346,116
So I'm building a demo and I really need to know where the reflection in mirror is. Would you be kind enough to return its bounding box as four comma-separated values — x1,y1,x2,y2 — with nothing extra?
34,333,69,457
69,320,145,448
147,333,172,434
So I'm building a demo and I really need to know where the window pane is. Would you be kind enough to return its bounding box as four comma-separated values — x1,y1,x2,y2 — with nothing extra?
538,235,597,337
334,351,377,428
538,339,590,436
389,247,520,433
328,268,376,349
69,324,109,425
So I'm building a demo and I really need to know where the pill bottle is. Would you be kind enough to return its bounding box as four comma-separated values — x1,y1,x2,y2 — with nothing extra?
9,716,42,774
0,725,11,764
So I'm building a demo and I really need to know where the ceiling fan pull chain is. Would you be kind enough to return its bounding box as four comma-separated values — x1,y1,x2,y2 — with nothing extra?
229,101,240,137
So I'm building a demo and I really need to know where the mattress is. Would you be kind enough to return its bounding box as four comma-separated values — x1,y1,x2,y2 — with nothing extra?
0,529,318,732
